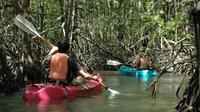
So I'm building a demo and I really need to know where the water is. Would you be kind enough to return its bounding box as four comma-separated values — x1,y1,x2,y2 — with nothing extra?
0,72,184,112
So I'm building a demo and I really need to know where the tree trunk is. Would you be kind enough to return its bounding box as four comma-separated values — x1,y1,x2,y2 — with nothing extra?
176,3,200,111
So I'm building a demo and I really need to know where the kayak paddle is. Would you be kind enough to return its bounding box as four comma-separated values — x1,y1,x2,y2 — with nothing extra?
107,60,135,68
99,82,121,95
107,60,122,66
98,82,108,89
14,14,53,48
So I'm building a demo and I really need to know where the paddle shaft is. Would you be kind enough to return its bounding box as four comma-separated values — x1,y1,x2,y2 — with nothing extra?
99,82,109,90
37,36,54,49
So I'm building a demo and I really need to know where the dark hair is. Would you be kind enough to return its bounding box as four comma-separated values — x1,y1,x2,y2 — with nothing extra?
57,40,70,53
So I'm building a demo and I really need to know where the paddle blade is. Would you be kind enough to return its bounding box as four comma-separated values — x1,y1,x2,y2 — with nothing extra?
14,14,41,37
107,60,122,66
108,88,121,95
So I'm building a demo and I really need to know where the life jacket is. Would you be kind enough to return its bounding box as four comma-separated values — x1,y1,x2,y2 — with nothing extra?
49,53,69,80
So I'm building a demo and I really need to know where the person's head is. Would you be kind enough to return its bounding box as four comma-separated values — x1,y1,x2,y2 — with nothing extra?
57,40,70,53
139,54,145,59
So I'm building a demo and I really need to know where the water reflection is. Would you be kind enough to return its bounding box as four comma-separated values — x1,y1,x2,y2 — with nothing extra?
132,76,157,89
24,100,74,112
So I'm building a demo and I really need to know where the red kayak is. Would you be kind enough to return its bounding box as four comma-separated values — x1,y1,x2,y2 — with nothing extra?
23,74,103,101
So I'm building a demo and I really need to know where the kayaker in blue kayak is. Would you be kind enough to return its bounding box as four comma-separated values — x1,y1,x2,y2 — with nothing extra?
127,54,155,70
120,54,157,78
43,40,101,86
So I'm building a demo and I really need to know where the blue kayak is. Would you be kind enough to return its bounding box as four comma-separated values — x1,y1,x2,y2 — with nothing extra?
119,65,158,78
